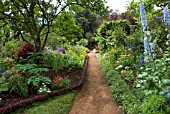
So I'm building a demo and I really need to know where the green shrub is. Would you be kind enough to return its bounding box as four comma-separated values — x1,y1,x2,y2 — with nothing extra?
140,94,169,114
8,74,28,97
27,76,52,90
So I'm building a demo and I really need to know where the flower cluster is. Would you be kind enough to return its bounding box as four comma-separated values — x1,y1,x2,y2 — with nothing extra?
0,68,5,72
56,48,65,54
38,83,51,94
53,76,63,87
140,3,148,32
163,6,170,25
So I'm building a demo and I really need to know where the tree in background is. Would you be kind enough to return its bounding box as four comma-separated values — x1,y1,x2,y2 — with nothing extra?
74,9,104,48
0,0,108,51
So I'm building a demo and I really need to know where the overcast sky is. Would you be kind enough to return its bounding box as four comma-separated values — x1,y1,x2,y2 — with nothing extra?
105,0,136,13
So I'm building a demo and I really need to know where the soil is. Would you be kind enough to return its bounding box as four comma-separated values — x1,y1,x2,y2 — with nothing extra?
0,67,82,108
69,51,122,114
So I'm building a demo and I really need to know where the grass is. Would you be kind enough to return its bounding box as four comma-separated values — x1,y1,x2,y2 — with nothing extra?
11,90,78,114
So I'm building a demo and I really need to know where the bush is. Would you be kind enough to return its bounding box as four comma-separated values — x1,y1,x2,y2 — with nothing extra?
140,94,169,114
97,55,140,114
18,43,35,59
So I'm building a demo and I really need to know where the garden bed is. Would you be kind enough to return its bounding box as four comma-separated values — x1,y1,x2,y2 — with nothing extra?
0,56,89,114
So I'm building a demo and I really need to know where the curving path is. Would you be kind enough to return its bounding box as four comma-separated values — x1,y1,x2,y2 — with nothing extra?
69,51,122,114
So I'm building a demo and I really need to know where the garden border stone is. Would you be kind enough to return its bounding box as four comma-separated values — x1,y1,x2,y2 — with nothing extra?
0,56,89,114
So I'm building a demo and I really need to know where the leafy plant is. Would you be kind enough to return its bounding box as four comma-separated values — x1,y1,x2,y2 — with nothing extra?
140,94,168,114
52,76,71,90
8,74,28,97
13,64,36,74
27,76,51,90
27,68,49,76
0,81,10,94
18,43,35,59
2,39,22,55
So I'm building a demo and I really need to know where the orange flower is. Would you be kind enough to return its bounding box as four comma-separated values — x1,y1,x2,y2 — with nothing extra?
7,66,10,70
10,67,19,75
53,76,63,83
111,49,115,52
59,82,63,87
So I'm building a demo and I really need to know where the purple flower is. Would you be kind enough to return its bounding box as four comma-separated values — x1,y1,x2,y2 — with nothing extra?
166,0,170,4
44,49,51,53
155,16,162,21
0,68,5,72
56,48,65,54
3,79,7,82
140,3,148,32
163,6,170,25
3,71,9,75
144,37,150,55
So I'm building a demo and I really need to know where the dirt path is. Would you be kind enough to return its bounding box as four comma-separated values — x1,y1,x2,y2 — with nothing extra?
69,51,122,114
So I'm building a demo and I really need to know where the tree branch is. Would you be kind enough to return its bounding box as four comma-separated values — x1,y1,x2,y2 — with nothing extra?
20,32,30,44
18,0,30,14
42,24,50,50
11,0,25,17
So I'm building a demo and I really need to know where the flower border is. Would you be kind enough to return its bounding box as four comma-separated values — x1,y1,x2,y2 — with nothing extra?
0,56,89,114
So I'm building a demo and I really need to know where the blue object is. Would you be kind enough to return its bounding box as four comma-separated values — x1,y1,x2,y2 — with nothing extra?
140,56,145,65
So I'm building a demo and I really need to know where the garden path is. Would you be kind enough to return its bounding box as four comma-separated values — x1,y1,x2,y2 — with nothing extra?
69,51,122,114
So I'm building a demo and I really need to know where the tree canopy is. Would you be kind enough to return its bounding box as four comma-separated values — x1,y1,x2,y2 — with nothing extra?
0,0,108,51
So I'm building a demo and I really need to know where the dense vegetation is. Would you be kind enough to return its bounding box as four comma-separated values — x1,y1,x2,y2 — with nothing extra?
0,0,170,113
94,0,170,113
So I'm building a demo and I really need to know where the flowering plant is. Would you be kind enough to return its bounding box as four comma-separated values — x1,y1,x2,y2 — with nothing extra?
52,76,71,90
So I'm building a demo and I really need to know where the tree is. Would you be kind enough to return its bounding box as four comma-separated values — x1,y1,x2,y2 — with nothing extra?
74,9,101,38
108,11,119,21
0,0,108,51
52,11,83,41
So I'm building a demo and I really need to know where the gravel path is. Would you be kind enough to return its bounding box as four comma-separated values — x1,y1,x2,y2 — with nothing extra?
69,51,122,114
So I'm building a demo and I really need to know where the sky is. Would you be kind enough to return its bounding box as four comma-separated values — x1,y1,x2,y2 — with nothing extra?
105,0,136,13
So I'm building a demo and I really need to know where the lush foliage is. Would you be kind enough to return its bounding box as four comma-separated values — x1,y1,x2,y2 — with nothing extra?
93,1,170,113
0,45,88,98
95,20,131,52
0,0,108,51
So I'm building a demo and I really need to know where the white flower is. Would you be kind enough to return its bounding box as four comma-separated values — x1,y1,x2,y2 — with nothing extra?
136,84,141,88
47,90,51,93
166,41,169,45
125,66,130,70
121,70,124,74
115,65,123,69
167,34,170,39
